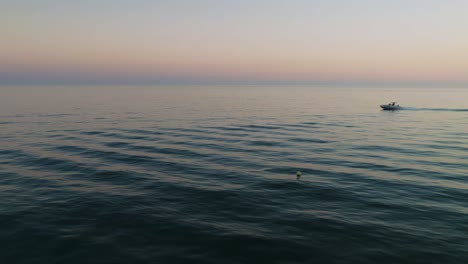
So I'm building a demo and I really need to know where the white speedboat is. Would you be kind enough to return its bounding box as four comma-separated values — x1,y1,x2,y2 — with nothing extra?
380,102,402,110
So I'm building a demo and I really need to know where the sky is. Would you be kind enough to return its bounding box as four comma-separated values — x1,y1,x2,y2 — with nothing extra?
1,0,468,85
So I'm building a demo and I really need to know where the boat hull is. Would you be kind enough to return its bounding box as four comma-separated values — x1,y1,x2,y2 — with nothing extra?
380,105,402,110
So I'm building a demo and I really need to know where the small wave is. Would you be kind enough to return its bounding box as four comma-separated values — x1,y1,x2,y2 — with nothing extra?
37,113,79,117
248,140,283,147
289,138,330,144
80,131,105,135
119,129,164,136
241,125,282,130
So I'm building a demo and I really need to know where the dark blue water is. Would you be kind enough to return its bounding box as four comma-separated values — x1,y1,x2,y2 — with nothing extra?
1,86,468,263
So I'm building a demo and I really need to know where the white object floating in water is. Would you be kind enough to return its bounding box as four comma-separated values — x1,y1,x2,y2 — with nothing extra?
296,171,302,178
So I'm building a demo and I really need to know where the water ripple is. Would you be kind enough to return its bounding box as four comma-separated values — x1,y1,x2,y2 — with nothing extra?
2,88,468,263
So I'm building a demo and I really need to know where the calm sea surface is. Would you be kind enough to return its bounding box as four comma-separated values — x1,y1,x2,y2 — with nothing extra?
1,86,468,263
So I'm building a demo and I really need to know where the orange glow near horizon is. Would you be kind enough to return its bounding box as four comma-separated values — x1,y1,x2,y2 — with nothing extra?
2,1,468,83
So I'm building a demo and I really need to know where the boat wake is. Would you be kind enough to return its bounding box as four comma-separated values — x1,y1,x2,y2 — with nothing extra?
403,107,468,112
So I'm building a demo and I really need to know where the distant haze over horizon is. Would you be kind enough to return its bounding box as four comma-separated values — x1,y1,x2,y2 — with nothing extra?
2,0,468,85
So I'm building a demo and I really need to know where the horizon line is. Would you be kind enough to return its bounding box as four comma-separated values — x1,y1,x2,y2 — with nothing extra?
1,79,468,88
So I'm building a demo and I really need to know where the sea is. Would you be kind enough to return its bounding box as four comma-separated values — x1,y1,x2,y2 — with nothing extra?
1,85,468,264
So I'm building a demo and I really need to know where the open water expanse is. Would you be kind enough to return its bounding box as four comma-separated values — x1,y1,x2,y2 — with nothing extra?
1,86,468,263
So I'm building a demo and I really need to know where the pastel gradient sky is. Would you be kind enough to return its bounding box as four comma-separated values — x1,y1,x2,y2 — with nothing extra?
2,0,468,84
